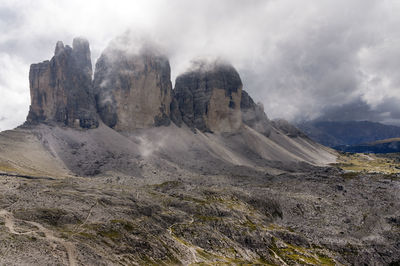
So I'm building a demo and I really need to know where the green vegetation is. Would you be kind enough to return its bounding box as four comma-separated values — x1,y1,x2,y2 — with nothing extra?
194,215,221,222
110,219,136,232
0,162,18,173
14,208,70,227
317,253,336,265
341,171,359,180
152,180,182,190
241,219,257,231
269,237,336,265
336,153,400,174
83,222,123,240
78,232,95,239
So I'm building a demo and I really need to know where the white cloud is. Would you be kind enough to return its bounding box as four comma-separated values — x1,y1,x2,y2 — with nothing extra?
0,53,30,131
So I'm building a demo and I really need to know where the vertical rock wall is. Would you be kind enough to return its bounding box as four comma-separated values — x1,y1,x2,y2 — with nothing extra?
172,60,243,133
26,38,98,128
240,90,272,137
93,38,172,131
25,36,272,137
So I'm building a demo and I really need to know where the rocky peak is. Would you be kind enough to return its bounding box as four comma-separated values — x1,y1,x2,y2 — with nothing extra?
26,37,98,128
93,34,172,131
172,59,242,133
54,41,65,55
271,119,307,138
240,90,272,137
72,37,92,77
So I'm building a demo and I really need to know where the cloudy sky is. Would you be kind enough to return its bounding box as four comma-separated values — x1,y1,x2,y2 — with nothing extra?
1,0,400,131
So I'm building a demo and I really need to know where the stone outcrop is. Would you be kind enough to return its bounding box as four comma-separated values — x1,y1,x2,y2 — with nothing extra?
26,38,99,129
172,59,242,133
272,119,307,138
93,36,172,131
240,90,272,137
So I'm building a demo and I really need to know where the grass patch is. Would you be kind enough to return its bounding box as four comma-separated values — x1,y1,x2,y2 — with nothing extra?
337,153,400,174
341,171,359,180
195,215,220,222
269,237,336,265
152,180,182,191
78,232,96,239
83,223,123,240
110,219,136,232
241,219,258,231
0,162,19,173
99,229,122,239
14,208,71,227
317,253,336,266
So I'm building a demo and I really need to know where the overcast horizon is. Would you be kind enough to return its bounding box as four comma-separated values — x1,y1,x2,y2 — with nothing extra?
1,0,400,131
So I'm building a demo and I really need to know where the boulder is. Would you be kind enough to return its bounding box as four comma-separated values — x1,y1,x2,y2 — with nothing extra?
93,35,172,131
26,37,98,129
173,59,242,132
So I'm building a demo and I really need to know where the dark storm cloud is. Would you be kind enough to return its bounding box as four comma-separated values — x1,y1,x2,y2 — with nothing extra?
1,0,400,130
311,97,400,126
314,99,387,123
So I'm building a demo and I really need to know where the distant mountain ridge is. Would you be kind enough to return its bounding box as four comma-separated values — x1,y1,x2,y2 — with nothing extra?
297,120,400,147
335,138,400,153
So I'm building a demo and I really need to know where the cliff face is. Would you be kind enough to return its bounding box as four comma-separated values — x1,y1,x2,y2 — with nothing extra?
240,90,272,137
271,119,307,138
26,38,98,129
172,60,242,133
93,38,172,131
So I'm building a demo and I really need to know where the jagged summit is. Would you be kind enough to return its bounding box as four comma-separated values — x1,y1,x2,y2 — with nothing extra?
72,37,93,77
26,37,98,129
272,118,307,138
172,59,242,133
240,90,272,137
93,34,172,131
54,41,65,55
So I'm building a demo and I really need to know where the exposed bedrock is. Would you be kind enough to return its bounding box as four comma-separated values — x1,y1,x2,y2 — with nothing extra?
272,119,308,138
26,37,99,129
240,90,272,137
172,59,242,133
93,35,172,131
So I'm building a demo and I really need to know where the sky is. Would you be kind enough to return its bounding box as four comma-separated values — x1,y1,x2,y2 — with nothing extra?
1,0,400,131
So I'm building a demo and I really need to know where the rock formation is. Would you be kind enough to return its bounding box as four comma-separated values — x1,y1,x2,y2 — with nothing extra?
272,119,307,138
240,90,272,137
25,35,305,140
93,36,172,131
172,59,242,133
26,38,98,129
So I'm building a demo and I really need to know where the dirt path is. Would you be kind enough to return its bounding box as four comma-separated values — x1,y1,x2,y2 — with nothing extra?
268,248,288,265
168,216,198,264
71,201,97,237
0,209,77,266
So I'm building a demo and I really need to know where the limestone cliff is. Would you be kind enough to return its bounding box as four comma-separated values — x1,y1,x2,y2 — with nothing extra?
93,36,172,131
26,38,98,129
271,119,307,138
240,90,272,137
172,59,242,133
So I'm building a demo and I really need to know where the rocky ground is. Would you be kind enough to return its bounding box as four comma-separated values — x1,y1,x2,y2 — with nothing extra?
0,149,399,265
